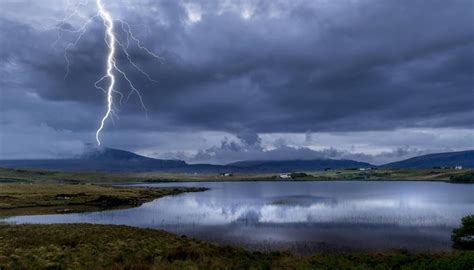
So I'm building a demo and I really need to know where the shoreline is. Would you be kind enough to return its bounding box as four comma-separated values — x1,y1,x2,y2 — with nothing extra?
0,184,207,217
1,167,472,184
128,178,470,185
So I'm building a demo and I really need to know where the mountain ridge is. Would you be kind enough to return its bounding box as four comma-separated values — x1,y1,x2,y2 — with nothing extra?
0,148,472,173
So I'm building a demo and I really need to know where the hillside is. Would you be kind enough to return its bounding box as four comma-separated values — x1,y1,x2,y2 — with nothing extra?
384,150,474,168
0,148,186,172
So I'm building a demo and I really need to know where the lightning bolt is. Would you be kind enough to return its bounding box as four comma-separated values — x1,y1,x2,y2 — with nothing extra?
95,0,115,146
54,0,160,146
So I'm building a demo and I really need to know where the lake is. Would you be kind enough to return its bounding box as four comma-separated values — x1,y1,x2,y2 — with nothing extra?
2,181,473,253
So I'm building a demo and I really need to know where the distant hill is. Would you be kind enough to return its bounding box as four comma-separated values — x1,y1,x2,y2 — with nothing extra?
80,147,156,162
226,159,373,172
0,147,186,172
383,150,474,168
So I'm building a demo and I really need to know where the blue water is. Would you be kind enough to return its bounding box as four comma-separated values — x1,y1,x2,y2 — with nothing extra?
3,181,473,253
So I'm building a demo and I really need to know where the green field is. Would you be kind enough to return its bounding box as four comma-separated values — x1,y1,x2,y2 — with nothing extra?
1,167,472,184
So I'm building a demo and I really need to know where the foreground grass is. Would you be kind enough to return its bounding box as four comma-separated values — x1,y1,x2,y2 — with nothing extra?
0,224,472,270
0,184,206,216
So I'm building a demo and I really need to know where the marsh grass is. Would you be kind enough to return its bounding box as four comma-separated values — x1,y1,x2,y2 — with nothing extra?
0,224,472,270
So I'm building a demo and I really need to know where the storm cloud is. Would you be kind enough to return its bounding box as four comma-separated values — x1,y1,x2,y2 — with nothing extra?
0,0,473,162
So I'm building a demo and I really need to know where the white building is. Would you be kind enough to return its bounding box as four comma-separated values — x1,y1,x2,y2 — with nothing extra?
279,173,292,179
455,165,463,170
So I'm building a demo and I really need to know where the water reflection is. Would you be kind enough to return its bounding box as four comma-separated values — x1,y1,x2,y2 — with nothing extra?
2,181,473,252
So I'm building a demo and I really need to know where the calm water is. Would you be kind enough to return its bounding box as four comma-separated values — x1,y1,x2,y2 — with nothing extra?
2,181,474,253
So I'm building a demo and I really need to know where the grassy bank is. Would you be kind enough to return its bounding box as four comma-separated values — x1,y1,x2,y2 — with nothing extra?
1,167,472,184
0,224,472,270
450,171,474,183
0,184,206,216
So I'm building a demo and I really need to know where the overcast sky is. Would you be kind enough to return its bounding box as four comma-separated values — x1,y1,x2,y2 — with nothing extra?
0,0,473,164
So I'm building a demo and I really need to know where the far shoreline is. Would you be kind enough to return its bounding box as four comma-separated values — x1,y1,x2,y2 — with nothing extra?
3,167,472,184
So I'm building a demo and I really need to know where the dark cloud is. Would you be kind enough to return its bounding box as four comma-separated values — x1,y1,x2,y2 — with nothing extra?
183,133,431,165
0,0,473,160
